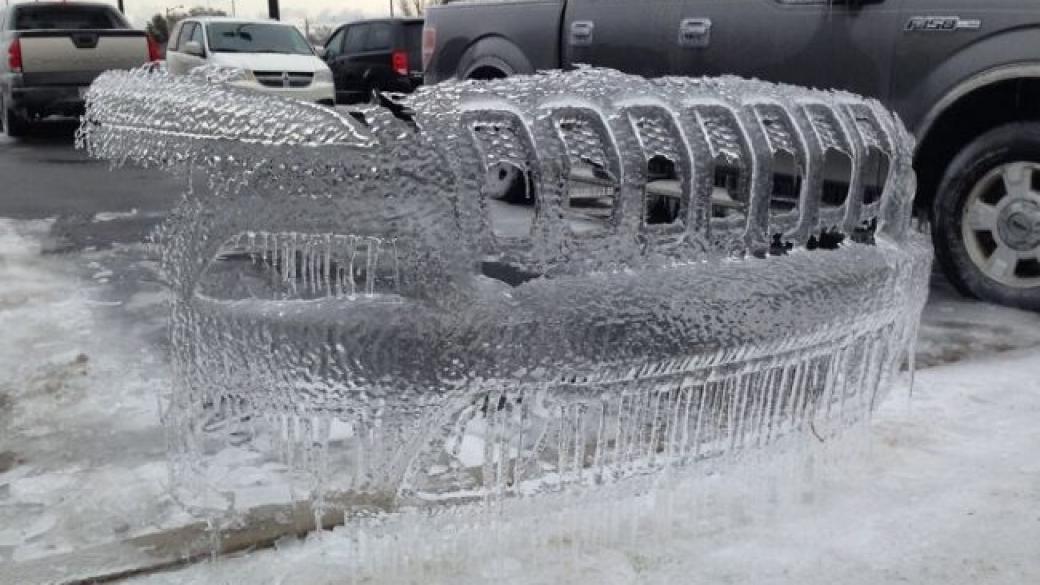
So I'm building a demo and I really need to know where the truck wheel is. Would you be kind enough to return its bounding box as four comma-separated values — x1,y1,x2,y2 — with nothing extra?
933,122,1040,310
485,162,529,204
1,96,29,138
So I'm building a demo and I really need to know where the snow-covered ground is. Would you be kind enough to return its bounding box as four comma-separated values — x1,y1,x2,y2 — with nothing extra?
1,216,1039,584
0,219,188,568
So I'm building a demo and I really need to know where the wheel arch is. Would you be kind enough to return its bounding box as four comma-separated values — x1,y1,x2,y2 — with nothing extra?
913,64,1040,216
456,35,535,81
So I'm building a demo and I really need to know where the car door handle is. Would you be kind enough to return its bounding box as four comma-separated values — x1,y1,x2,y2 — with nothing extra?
570,21,594,46
679,18,712,49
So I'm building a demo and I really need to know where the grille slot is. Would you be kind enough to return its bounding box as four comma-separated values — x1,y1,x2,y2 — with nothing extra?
253,71,314,89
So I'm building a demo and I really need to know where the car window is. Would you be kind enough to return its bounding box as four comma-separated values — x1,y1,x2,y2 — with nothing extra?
168,22,182,51
12,4,126,30
176,22,197,51
404,22,423,69
325,27,346,58
206,22,312,55
190,22,205,47
364,23,392,51
343,25,366,53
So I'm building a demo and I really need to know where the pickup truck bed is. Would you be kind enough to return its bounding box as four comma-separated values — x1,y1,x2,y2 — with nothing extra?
424,0,562,81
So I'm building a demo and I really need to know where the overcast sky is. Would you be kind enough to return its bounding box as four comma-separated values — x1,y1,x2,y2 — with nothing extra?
6,0,395,27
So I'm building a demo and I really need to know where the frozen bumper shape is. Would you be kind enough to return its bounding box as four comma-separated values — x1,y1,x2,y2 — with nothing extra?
79,65,932,501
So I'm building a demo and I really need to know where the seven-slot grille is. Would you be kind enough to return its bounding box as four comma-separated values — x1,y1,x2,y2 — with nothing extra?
253,71,314,89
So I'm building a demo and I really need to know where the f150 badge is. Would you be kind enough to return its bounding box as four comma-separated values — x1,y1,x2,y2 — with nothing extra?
906,16,982,32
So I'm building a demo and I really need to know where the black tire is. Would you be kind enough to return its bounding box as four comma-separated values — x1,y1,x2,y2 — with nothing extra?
485,163,531,204
933,122,1040,311
1,96,29,139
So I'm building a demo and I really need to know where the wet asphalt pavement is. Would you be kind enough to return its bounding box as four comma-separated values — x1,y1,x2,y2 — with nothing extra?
0,120,181,250
0,121,183,355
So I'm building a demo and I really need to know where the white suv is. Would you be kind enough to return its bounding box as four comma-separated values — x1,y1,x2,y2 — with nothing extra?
166,17,334,104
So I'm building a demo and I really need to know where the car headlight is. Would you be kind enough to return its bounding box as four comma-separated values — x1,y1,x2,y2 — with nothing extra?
314,69,333,83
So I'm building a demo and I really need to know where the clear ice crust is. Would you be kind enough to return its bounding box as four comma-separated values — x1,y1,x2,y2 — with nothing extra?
77,65,932,517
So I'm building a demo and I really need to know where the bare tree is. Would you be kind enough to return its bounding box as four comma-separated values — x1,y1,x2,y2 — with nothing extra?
145,14,172,43
396,0,444,17
305,24,334,46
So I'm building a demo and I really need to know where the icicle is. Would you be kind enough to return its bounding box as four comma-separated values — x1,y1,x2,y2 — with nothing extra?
347,236,358,298
323,233,333,298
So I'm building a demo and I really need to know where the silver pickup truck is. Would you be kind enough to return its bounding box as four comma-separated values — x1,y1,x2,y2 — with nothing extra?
0,1,157,137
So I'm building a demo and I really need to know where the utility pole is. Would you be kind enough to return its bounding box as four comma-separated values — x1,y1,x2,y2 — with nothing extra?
268,0,280,20
117,0,125,14
390,0,395,18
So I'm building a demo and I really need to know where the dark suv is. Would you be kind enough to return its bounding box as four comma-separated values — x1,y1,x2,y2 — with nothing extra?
323,18,423,104
423,0,1040,311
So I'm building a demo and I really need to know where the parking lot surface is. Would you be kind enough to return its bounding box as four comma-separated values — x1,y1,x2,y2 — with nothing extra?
0,122,180,243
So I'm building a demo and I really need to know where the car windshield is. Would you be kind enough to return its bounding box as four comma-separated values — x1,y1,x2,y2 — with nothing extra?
206,22,313,55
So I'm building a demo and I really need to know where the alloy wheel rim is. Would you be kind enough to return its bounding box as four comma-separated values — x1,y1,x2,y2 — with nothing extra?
484,163,519,199
961,161,1040,289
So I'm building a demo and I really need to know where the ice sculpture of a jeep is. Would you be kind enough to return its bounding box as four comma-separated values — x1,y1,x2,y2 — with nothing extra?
79,66,931,503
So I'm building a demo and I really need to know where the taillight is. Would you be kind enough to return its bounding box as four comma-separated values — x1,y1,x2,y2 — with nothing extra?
421,27,436,71
8,39,22,72
147,35,162,62
392,50,409,76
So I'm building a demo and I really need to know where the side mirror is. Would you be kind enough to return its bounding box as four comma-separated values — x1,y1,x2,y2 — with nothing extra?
183,41,204,57
314,46,328,59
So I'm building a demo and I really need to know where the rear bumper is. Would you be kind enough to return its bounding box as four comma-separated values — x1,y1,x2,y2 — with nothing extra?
3,74,86,117
335,75,422,105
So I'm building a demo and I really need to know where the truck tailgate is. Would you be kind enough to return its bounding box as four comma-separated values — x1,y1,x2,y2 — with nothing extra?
19,31,148,79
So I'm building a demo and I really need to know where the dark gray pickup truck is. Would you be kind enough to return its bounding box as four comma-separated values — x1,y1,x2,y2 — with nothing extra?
423,0,1040,311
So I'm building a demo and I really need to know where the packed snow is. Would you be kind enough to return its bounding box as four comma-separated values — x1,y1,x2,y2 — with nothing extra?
0,219,186,566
